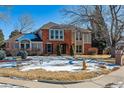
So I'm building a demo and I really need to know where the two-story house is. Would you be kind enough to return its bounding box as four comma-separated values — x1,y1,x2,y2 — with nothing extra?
5,22,92,55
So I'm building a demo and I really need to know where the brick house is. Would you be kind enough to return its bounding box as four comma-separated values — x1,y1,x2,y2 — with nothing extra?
5,22,92,55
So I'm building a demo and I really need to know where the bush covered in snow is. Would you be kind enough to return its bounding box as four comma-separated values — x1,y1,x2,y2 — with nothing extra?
0,50,6,60
17,50,28,59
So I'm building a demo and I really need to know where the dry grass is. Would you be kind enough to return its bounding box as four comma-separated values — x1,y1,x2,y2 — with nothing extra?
76,55,115,63
102,58,115,63
76,55,111,59
0,68,111,81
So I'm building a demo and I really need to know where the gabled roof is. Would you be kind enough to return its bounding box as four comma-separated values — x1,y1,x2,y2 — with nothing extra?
40,22,91,33
16,33,42,42
41,22,59,29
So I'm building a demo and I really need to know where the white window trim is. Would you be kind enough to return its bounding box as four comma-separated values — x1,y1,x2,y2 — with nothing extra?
76,32,82,41
76,45,82,53
32,42,42,50
84,33,91,43
49,29,64,41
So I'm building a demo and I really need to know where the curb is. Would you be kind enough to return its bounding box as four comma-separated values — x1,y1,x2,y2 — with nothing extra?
38,75,104,84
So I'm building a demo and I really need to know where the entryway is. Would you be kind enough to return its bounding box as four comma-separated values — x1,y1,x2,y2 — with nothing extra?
60,44,66,54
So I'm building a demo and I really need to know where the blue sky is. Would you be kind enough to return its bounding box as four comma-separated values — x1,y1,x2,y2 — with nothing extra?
0,5,70,40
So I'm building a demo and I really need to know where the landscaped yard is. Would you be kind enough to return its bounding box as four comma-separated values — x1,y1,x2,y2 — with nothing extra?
0,55,119,82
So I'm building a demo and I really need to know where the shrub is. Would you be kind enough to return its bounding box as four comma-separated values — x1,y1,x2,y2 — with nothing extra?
87,48,98,55
0,50,6,60
56,45,61,56
27,49,42,56
103,47,111,54
70,45,74,56
17,50,28,59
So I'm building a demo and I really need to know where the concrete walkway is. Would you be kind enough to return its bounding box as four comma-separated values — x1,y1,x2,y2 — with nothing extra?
0,66,124,88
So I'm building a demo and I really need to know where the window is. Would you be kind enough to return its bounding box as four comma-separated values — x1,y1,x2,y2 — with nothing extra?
20,40,30,49
50,30,54,39
76,33,78,40
84,34,91,43
60,30,64,39
21,44,24,49
76,32,82,40
32,43,42,50
76,45,82,53
37,43,41,49
55,30,59,39
32,43,37,49
46,44,53,53
26,44,30,49
79,33,82,40
49,29,64,40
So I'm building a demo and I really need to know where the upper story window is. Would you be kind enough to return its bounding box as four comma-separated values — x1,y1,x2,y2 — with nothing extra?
84,33,91,43
76,32,82,40
55,30,59,39
60,30,64,39
50,30,54,39
49,29,64,40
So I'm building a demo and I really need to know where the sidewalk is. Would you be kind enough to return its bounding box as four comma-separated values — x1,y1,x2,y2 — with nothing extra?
0,66,124,88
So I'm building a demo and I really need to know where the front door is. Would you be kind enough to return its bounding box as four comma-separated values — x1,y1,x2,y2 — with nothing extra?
60,44,66,54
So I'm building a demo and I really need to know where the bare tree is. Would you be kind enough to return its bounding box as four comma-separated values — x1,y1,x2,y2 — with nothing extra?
15,14,34,33
63,5,124,57
106,5,124,57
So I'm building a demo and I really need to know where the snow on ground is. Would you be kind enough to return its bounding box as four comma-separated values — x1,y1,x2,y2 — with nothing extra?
0,83,25,88
0,56,120,72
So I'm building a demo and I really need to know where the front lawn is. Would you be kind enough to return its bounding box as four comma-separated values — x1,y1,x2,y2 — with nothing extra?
0,68,111,81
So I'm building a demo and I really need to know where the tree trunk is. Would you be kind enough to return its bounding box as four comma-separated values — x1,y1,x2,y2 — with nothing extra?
110,47,115,58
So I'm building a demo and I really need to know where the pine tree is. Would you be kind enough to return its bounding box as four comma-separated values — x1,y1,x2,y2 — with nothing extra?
56,44,61,56
0,29,4,48
9,29,21,38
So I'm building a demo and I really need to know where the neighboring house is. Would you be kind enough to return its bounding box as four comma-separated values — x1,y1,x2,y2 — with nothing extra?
5,22,92,55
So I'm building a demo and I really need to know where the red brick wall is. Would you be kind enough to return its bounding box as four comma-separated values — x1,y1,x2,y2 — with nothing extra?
41,29,72,55
84,43,92,54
